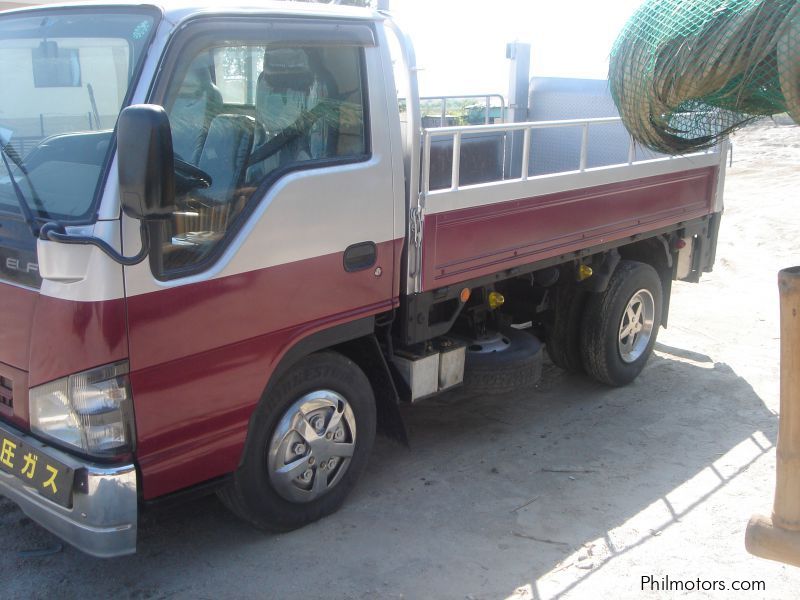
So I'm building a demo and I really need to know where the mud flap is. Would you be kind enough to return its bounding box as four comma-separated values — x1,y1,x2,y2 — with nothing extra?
336,335,409,446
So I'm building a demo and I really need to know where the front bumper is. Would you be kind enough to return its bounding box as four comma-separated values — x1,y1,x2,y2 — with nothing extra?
0,421,137,557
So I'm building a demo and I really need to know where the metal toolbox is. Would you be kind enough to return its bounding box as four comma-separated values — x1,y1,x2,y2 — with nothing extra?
393,349,440,403
436,338,466,391
392,337,466,403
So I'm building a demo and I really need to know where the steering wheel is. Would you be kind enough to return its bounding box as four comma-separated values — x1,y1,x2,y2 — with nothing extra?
174,157,213,193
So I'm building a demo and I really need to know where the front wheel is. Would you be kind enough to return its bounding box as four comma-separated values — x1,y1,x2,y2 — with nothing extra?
580,260,663,386
218,352,376,532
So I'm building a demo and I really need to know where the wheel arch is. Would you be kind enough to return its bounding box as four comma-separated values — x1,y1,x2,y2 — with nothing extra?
246,317,407,461
617,236,674,327
265,317,376,388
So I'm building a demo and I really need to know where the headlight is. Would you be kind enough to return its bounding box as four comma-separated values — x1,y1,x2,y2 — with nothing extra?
29,361,135,458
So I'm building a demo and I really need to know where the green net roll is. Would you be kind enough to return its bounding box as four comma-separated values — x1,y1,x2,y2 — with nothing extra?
609,0,800,154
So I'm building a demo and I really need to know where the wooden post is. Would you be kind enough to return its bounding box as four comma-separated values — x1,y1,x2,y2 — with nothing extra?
746,266,800,567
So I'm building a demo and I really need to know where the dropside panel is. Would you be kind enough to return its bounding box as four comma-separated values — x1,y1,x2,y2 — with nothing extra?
421,166,718,291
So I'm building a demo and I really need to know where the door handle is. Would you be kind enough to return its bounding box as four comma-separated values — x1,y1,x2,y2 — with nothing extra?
343,241,377,272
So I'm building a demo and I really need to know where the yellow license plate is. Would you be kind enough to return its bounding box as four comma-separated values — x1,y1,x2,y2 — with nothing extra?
0,430,74,508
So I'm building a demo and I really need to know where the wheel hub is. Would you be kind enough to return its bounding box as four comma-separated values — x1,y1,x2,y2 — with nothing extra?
618,289,656,363
267,390,357,503
467,332,511,354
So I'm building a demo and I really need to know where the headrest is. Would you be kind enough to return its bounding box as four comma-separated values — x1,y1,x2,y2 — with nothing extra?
178,55,214,98
262,48,314,92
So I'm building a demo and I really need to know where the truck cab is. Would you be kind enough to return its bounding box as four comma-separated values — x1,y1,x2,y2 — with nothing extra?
0,1,407,557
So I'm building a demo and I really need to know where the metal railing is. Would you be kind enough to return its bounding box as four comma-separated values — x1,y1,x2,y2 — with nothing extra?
417,94,506,126
5,136,41,158
421,116,659,194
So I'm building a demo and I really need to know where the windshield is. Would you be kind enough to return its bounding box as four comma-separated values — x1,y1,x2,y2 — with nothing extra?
0,8,158,223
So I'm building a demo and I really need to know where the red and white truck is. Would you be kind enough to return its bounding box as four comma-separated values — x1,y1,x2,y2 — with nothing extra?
0,1,726,556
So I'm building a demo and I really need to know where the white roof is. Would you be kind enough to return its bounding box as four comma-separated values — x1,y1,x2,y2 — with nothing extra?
2,1,381,24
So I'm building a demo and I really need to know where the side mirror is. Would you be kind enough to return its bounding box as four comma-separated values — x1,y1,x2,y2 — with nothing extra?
117,104,176,220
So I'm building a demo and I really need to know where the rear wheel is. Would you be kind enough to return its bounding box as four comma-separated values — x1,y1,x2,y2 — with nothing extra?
580,260,662,386
545,284,588,373
218,352,376,531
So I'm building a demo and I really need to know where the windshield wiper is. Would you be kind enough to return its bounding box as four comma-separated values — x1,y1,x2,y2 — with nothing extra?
0,132,149,266
0,139,39,237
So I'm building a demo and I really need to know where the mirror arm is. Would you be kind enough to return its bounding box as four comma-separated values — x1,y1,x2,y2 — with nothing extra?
39,221,150,267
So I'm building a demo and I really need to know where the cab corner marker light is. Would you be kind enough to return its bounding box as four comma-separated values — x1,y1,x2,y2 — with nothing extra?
488,291,505,310
460,288,471,303
578,264,593,281
675,238,688,250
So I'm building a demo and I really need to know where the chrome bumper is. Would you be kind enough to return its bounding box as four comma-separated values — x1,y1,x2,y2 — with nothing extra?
0,421,137,558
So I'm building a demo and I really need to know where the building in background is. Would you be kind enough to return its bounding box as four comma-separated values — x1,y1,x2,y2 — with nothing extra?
0,0,134,153
1,1,35,11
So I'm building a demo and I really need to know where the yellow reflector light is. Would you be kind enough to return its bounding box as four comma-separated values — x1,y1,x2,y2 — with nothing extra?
578,264,593,281
488,291,505,310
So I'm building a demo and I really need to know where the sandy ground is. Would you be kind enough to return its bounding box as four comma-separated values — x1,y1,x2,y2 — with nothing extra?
2,123,800,599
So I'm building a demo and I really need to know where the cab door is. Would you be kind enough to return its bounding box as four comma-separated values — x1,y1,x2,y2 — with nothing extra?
122,17,400,499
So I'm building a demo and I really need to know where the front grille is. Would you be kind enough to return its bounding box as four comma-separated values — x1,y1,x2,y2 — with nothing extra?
0,376,12,409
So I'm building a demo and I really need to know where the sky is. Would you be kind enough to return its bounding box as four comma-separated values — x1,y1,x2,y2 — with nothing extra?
387,0,644,97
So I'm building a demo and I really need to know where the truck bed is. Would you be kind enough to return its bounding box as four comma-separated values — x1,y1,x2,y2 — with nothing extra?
412,116,725,293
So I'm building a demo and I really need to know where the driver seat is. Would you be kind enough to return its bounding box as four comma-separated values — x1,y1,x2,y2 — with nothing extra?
197,114,256,206
170,55,224,165
247,48,317,183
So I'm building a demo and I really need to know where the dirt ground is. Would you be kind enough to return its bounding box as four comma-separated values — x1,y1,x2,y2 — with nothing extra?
2,123,800,599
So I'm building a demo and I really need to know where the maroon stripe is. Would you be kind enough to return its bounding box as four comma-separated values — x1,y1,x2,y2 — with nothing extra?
28,296,128,388
422,166,718,290
129,239,401,499
0,284,36,370
0,283,128,390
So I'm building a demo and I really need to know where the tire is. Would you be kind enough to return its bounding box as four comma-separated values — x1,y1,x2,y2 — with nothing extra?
218,352,376,532
463,328,543,395
580,260,663,386
546,284,588,373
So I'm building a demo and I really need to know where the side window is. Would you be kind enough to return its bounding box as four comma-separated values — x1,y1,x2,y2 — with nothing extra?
155,42,368,276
